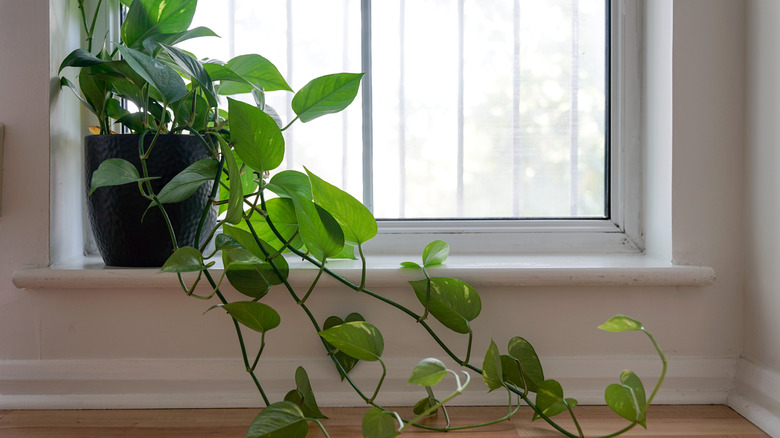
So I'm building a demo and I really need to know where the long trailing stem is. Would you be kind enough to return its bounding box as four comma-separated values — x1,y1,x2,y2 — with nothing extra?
202,269,271,407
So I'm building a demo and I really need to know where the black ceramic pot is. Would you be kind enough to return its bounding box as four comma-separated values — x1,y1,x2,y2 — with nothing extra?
85,134,217,267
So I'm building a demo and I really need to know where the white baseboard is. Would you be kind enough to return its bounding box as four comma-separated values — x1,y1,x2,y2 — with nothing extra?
0,355,735,409
728,358,780,437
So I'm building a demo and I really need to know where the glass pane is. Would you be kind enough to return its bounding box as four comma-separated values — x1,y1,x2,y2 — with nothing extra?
179,0,607,220
373,0,607,219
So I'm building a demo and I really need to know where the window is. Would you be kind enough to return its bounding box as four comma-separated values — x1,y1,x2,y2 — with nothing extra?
178,0,610,215
68,0,637,260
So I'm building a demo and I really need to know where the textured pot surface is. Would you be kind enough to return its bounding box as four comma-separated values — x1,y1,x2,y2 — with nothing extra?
85,134,216,267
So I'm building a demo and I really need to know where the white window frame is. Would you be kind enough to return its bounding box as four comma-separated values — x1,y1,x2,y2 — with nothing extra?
364,0,643,255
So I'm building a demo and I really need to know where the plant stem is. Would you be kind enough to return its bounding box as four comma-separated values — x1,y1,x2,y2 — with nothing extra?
299,263,324,304
358,242,367,291
367,358,387,403
566,401,585,438
86,0,104,53
201,269,271,407
281,115,299,132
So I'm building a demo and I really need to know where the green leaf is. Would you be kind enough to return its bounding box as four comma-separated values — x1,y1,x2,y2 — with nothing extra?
267,170,313,200
159,247,205,273
507,337,545,392
219,54,292,95
288,194,345,262
141,26,219,53
246,401,307,438
225,263,270,298
155,159,219,204
228,98,285,173
532,379,568,421
482,340,504,392
292,366,327,419
117,45,187,104
215,234,244,251
422,240,450,267
599,315,644,332
79,71,111,127
58,48,110,73
121,0,197,50
500,355,524,389
292,73,364,123
172,91,208,132
332,243,358,260
362,408,399,438
218,301,280,333
408,358,448,387
305,167,377,244
319,321,384,362
408,277,481,334
204,62,255,93
238,197,302,252
89,158,156,195
223,226,289,285
605,370,647,427
159,43,216,106
60,77,96,114
412,397,438,416
222,248,271,298
400,261,422,270
323,315,361,380
222,147,244,225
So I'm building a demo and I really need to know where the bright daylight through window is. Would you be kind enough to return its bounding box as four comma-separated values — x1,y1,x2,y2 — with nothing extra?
178,0,608,221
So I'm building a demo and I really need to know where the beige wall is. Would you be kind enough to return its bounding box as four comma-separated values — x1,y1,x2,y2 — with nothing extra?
0,0,764,422
734,0,780,434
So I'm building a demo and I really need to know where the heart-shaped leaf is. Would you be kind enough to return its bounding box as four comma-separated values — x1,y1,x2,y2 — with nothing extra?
289,195,345,262
89,158,157,195
532,379,568,421
159,43,216,106
219,54,291,95
305,167,377,244
159,247,205,273
323,314,364,379
500,355,524,389
507,337,545,392
422,240,449,267
408,358,448,387
223,226,289,285
482,340,504,392
319,321,384,362
222,248,270,298
409,277,481,334
599,315,644,332
228,98,285,173
292,73,364,123
362,407,399,438
289,366,327,419
267,170,313,200
605,370,647,427
118,46,187,104
59,48,111,73
218,301,280,334
121,0,197,50
246,401,307,438
155,158,218,204
413,396,438,416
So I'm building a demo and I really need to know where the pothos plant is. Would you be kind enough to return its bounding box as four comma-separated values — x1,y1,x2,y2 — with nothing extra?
60,1,667,437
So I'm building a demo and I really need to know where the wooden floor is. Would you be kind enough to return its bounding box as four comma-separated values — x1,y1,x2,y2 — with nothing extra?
0,405,769,437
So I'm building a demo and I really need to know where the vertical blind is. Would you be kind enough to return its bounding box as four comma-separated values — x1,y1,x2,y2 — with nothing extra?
180,0,608,220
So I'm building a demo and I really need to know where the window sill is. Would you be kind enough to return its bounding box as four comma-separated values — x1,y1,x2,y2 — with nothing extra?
12,253,715,290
